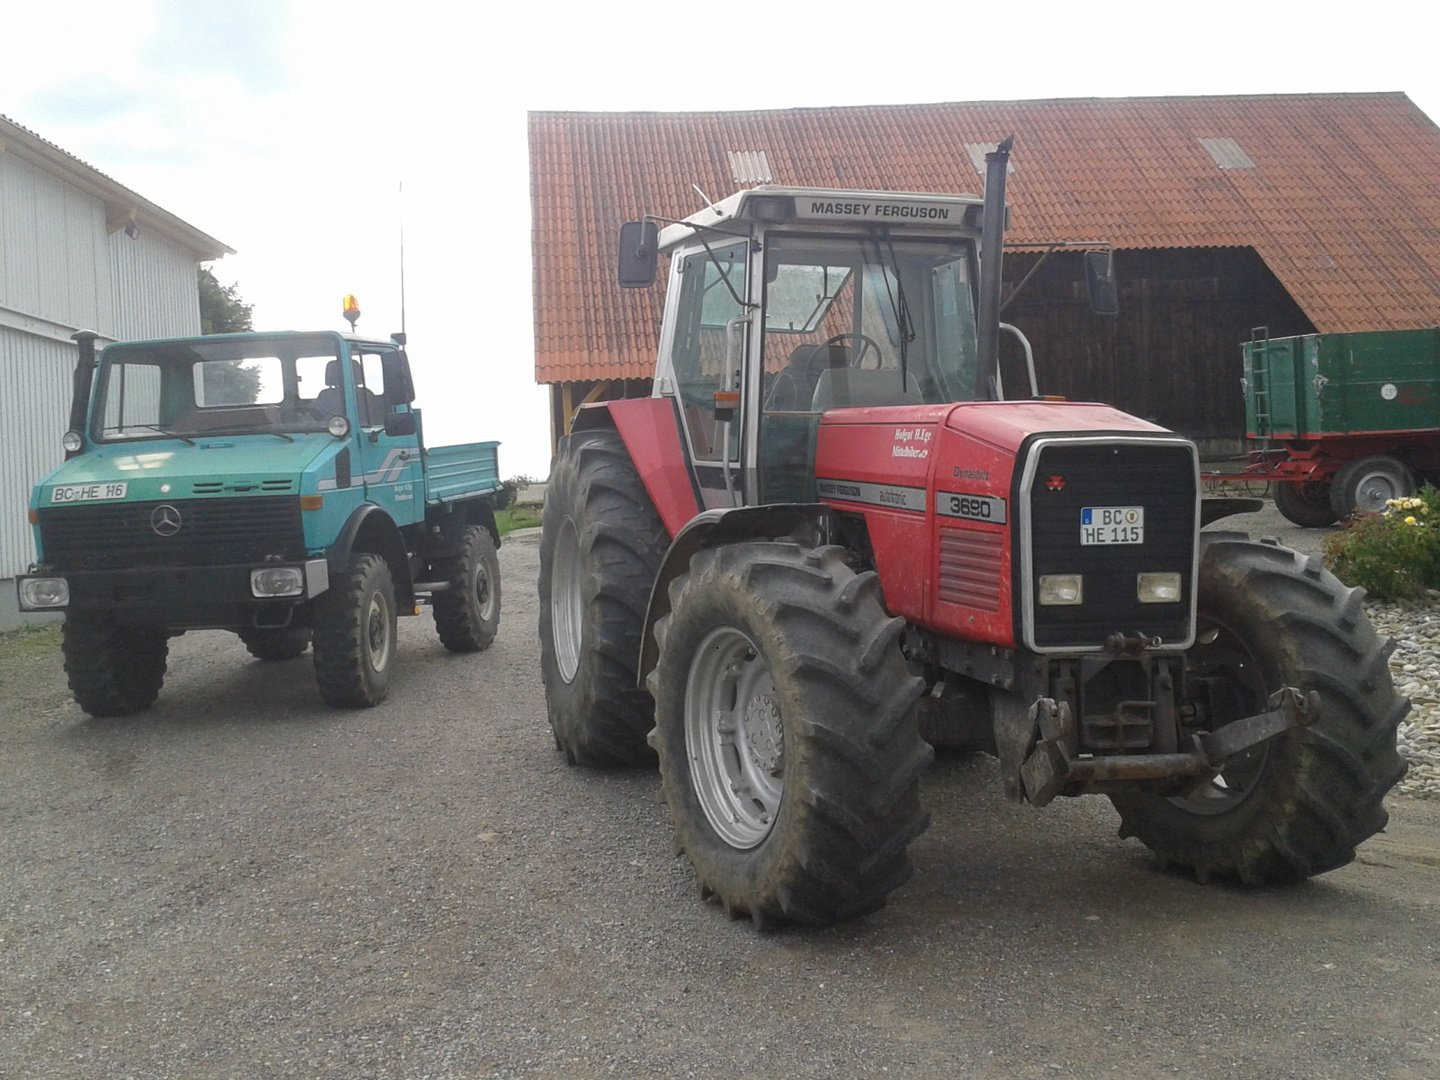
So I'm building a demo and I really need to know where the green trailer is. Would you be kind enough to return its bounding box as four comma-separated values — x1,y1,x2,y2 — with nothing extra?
1241,327,1440,525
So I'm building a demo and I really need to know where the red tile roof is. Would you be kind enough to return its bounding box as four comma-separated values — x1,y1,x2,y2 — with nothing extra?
530,94,1440,385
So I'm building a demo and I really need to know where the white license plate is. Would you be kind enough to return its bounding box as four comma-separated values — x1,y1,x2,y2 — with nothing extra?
50,482,128,504
1081,505,1144,545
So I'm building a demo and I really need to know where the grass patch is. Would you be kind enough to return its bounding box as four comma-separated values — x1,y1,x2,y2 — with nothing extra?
496,504,541,535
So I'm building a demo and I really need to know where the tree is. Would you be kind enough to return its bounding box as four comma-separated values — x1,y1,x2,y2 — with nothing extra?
198,266,253,334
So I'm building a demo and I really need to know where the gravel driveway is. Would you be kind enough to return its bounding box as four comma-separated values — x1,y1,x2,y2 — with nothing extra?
2,523,1439,1079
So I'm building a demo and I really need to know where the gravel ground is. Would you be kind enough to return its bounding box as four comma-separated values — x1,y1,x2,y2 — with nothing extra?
1,517,1438,1079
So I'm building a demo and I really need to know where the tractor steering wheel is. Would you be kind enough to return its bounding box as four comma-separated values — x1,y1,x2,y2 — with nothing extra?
820,333,882,369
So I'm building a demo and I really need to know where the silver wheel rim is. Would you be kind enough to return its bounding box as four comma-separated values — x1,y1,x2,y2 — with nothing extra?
1171,618,1268,815
1353,470,1405,513
685,626,783,849
365,587,392,672
551,518,583,683
474,553,497,622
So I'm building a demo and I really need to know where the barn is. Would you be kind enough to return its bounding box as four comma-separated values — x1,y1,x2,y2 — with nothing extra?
529,93,1440,455
1,115,231,626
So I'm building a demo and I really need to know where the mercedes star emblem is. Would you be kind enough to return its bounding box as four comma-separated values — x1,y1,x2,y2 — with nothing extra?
150,504,183,537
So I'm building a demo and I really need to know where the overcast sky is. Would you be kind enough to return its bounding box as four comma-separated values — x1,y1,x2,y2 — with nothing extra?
4,1,1437,479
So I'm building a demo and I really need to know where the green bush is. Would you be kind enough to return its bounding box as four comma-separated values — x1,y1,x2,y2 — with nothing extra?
1322,485,1440,600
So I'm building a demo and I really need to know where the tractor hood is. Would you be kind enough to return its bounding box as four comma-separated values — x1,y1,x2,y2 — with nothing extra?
32,434,344,508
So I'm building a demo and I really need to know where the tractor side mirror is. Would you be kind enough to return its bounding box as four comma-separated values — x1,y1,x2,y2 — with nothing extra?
1085,250,1120,316
384,411,417,437
617,221,658,288
382,350,416,404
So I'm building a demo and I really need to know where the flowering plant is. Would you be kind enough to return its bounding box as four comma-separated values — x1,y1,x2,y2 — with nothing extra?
1323,485,1440,600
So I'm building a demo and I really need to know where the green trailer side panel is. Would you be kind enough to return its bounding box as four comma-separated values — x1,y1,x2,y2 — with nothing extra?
1244,328,1440,439
423,441,502,505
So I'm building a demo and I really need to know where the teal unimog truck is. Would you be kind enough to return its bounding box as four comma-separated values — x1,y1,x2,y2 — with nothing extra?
16,329,503,714
1241,327,1440,525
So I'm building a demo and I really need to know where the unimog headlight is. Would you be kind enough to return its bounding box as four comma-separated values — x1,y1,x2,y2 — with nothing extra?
18,577,70,610
61,431,84,453
251,567,305,598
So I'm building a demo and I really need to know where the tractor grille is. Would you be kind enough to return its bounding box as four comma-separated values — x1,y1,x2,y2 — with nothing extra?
1024,439,1196,650
38,496,305,571
938,528,1003,611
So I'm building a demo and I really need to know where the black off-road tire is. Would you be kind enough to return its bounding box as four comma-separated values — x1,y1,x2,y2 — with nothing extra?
312,553,397,708
1272,479,1338,528
539,428,668,766
432,525,501,652
1330,454,1413,518
62,614,169,717
1111,535,1408,884
237,627,312,661
648,542,932,926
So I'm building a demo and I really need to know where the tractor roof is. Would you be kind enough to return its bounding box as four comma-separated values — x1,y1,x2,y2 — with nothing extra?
656,185,986,252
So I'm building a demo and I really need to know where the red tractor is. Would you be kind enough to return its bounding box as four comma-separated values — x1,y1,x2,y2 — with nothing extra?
538,144,1407,926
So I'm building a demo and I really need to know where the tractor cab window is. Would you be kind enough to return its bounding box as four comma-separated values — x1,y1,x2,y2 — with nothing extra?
665,241,748,466
758,234,979,501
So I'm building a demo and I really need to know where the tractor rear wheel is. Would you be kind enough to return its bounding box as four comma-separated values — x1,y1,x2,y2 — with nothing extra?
1111,536,1407,884
433,525,501,652
539,428,668,766
647,542,931,926
62,614,169,717
1271,479,1338,527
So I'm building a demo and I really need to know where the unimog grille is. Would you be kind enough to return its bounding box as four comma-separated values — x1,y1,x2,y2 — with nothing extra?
37,496,305,571
1020,438,1198,651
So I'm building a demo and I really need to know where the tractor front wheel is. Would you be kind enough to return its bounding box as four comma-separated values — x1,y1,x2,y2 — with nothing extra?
1111,536,1407,884
312,553,397,707
648,542,931,926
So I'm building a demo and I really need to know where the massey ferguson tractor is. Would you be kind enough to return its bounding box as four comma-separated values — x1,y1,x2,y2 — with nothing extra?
538,142,1408,927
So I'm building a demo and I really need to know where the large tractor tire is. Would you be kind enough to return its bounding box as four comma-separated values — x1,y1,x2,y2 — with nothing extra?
1271,479,1338,528
312,553,397,708
539,428,668,766
62,614,169,717
432,525,501,652
1111,535,1408,884
237,627,312,661
647,542,932,927
1330,454,1413,518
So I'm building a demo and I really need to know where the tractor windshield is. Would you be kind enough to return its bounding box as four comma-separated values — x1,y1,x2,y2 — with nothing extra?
90,335,350,443
760,233,978,413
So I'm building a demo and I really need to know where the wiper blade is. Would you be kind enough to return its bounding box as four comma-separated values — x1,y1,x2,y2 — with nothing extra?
111,424,197,446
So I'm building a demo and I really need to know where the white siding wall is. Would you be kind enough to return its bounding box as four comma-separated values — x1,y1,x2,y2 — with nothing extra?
0,147,206,582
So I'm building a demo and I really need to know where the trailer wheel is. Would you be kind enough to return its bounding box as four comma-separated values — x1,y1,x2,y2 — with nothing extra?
539,429,668,766
648,542,931,926
1111,536,1407,884
312,553,397,707
432,525,501,652
1330,455,1413,518
237,627,312,661
1271,479,1339,527
62,614,169,717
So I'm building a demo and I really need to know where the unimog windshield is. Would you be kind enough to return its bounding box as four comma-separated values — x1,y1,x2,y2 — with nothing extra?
90,334,358,443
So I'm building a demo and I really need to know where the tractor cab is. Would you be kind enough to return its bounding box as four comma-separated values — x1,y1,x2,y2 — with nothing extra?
631,188,988,506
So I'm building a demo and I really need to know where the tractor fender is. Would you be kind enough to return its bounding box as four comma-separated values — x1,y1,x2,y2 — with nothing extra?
329,503,415,610
576,397,705,539
638,503,831,685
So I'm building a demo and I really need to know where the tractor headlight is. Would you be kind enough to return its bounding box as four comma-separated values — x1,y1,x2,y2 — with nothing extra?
18,577,69,610
1137,572,1183,603
1038,574,1084,605
251,566,305,598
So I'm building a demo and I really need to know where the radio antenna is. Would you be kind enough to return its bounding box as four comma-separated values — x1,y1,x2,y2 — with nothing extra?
398,180,407,340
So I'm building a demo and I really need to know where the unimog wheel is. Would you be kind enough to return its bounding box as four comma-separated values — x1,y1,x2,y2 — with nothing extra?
1271,479,1339,528
1330,454,1413,518
237,627,312,661
62,614,169,717
312,553,397,708
432,525,501,652
647,542,932,926
1111,536,1408,884
539,428,668,766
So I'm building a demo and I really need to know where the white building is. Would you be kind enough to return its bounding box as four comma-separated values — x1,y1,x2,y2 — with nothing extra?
1,115,231,627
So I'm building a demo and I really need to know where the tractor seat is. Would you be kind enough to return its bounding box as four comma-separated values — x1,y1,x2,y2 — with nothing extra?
811,367,926,410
